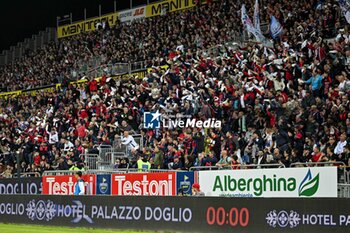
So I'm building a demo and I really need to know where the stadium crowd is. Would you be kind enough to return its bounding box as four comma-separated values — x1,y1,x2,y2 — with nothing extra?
1,0,350,177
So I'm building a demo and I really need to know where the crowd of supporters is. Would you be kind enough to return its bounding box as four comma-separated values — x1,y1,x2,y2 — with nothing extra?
1,0,350,177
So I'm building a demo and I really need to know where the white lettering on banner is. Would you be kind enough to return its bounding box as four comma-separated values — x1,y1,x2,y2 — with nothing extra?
114,174,173,195
91,205,142,220
340,215,350,226
199,167,337,197
266,210,350,228
0,182,41,194
0,203,25,215
56,200,93,223
119,7,146,22
0,199,194,225
302,214,337,226
46,177,75,195
145,207,192,222
45,176,94,195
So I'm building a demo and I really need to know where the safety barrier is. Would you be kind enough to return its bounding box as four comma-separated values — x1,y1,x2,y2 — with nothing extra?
189,163,285,171
338,184,350,198
112,134,143,157
232,163,286,169
84,153,99,170
42,169,185,176
291,161,348,183
290,161,346,167
189,166,230,171
19,172,41,178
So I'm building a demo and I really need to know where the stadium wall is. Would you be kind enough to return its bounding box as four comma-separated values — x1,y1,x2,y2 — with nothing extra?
0,195,349,232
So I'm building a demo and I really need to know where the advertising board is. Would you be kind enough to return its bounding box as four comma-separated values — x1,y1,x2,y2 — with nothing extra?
198,167,337,197
111,172,177,196
0,177,42,194
176,171,194,195
96,174,111,195
118,7,146,22
57,12,118,38
0,195,349,233
42,175,96,195
145,0,196,18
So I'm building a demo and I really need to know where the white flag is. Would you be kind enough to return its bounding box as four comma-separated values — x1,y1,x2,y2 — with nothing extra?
241,4,258,37
241,4,273,48
254,0,261,33
339,0,350,24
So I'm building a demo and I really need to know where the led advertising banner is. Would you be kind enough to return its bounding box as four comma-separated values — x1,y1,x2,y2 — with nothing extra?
0,195,349,232
0,177,42,194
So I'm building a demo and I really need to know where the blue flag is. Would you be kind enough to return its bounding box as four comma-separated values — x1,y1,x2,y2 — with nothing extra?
270,16,283,39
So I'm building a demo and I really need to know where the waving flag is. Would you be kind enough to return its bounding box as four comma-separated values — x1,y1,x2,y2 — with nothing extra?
339,0,350,24
270,16,283,39
241,4,273,48
254,0,261,33
241,4,258,38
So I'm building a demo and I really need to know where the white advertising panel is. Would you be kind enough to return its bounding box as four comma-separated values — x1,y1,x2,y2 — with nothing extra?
118,7,146,22
198,167,337,197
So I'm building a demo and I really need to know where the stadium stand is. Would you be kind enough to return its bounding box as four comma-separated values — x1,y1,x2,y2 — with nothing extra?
1,0,350,178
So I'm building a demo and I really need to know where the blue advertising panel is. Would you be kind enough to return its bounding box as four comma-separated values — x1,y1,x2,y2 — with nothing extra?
176,172,194,196
96,174,111,195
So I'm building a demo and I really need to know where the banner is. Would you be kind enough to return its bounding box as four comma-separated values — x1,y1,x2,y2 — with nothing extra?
176,172,194,195
0,195,349,232
117,69,147,79
198,167,337,197
118,7,146,22
241,4,273,47
0,177,42,194
270,16,283,39
146,0,196,18
96,174,111,195
111,172,176,196
57,12,118,38
42,175,96,195
339,0,350,24
241,4,258,38
253,0,261,33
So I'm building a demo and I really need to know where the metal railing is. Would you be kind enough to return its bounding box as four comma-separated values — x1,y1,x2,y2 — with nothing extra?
84,136,144,170
71,61,131,80
19,172,41,178
42,168,186,176
189,166,233,171
232,163,286,169
290,161,346,167
338,184,350,198
84,153,99,170
291,162,348,183
189,163,285,171
42,170,84,176
113,134,143,157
